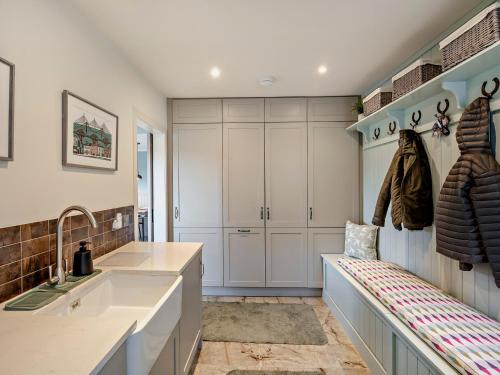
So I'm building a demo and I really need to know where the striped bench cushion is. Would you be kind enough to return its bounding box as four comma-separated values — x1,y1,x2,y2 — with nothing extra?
337,257,500,375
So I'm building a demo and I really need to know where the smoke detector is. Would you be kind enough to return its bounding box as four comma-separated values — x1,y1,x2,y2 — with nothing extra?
259,76,275,86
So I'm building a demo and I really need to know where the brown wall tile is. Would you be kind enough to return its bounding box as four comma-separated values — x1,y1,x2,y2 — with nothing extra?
21,236,50,258
71,226,89,244
0,226,20,247
22,268,49,291
21,221,49,241
0,243,21,266
0,261,21,285
0,279,21,303
22,252,50,276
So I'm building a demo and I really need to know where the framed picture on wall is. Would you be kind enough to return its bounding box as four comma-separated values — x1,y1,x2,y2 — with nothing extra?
62,90,118,171
0,57,15,161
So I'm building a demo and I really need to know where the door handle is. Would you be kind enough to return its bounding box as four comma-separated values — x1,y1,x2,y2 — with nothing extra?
260,207,264,220
238,229,251,233
309,207,313,220
267,207,270,220
174,207,179,219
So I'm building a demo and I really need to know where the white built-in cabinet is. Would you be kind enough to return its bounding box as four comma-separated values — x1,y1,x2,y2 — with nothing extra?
224,228,266,287
223,98,264,122
174,228,223,287
265,123,308,227
172,97,359,290
223,123,265,227
308,121,359,227
266,228,308,287
173,123,222,227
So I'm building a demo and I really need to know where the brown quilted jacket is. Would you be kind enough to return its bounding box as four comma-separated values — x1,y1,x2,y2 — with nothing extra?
372,129,433,231
436,97,500,287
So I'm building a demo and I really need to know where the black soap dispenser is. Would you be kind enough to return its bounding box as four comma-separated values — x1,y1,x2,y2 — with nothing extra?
73,241,93,276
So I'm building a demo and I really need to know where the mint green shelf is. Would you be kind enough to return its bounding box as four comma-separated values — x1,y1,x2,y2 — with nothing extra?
348,41,500,139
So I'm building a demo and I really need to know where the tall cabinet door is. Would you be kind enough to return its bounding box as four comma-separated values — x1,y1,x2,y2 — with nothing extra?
308,122,359,227
223,123,265,227
174,228,223,287
266,228,308,287
173,123,222,227
224,228,265,287
265,122,308,227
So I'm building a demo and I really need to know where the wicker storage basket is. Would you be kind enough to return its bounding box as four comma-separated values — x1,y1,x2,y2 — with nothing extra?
440,2,500,71
363,88,392,116
392,60,442,100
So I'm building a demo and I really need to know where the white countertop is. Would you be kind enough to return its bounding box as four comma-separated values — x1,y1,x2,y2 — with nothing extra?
0,241,202,375
95,241,203,274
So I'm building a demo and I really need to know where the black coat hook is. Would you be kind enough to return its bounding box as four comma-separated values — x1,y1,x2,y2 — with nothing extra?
482,77,499,99
437,99,449,115
373,127,380,140
410,110,422,129
387,121,397,135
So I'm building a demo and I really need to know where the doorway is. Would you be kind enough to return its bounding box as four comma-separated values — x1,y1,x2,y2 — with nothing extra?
137,127,154,242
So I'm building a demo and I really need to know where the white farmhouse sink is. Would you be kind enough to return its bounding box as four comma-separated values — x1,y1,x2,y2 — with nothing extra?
37,270,183,375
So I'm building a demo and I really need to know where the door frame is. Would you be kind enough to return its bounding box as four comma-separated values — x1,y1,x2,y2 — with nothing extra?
133,109,167,242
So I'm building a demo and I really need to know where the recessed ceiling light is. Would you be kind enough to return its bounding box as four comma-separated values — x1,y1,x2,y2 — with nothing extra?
318,65,327,74
210,66,221,78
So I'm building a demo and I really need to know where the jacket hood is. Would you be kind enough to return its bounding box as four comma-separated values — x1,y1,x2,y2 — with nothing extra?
456,97,491,152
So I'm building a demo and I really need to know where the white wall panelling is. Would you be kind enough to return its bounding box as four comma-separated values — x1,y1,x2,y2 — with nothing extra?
308,122,360,227
308,228,345,288
223,98,265,123
223,123,265,227
266,228,308,287
224,228,266,288
173,123,223,227
172,99,222,124
360,64,500,319
307,97,358,122
174,228,223,287
265,97,307,122
265,122,308,227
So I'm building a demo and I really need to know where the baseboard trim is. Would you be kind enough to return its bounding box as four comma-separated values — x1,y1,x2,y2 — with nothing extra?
202,287,322,297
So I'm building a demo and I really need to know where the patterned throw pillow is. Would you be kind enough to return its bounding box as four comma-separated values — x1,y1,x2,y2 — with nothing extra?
344,221,378,260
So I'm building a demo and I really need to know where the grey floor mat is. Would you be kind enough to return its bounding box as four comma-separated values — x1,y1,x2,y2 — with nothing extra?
202,302,328,345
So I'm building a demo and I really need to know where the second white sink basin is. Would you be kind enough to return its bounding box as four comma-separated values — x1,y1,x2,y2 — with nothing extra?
37,270,183,375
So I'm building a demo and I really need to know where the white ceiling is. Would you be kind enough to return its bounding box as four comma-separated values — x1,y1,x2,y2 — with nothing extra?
71,0,482,98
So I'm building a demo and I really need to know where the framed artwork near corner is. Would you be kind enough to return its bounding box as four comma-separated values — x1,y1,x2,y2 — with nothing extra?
0,57,14,161
62,90,118,171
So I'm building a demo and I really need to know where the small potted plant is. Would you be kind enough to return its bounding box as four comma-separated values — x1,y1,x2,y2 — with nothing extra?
352,98,364,121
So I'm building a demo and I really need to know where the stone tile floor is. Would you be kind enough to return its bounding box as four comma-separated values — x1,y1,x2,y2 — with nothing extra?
190,296,371,375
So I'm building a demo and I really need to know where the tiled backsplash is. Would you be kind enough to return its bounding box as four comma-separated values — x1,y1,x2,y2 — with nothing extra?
0,205,135,303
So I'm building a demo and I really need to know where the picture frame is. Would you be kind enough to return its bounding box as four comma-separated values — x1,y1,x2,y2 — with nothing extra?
0,57,15,161
62,90,118,171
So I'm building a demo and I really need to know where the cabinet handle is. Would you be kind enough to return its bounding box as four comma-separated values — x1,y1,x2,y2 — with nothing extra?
260,207,264,220
238,229,251,233
309,207,313,220
201,263,205,277
267,207,270,220
174,207,179,219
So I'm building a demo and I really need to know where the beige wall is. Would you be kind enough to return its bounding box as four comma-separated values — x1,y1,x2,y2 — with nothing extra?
0,0,166,227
